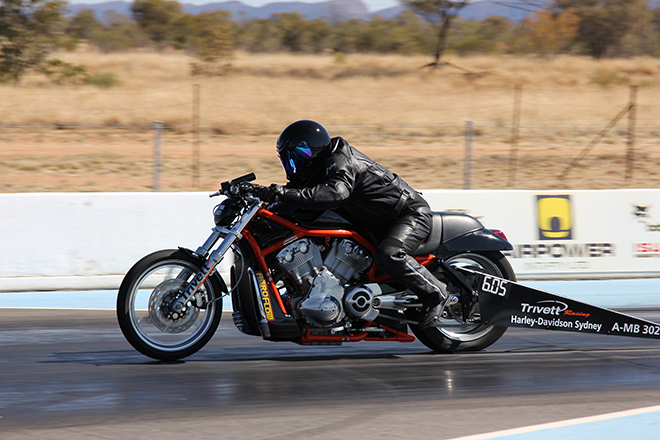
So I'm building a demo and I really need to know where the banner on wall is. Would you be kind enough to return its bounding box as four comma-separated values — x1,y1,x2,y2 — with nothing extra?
422,189,660,280
1,189,659,290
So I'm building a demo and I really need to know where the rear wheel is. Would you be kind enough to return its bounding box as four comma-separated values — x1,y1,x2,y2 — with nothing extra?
407,251,515,353
117,249,225,361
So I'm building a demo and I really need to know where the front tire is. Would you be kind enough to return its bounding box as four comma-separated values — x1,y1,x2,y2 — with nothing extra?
117,249,225,361
407,251,515,353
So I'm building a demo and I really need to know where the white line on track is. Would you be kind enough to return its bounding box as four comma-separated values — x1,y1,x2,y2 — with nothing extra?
447,405,660,440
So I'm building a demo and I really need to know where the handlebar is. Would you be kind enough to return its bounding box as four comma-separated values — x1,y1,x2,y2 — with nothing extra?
210,173,262,199
231,173,256,185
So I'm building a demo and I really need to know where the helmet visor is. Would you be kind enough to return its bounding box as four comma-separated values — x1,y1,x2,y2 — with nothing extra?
278,142,313,177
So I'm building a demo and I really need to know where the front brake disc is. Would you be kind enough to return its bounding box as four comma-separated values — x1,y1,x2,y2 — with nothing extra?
148,279,200,333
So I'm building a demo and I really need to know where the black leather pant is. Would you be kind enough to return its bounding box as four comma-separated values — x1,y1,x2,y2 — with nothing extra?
374,208,446,307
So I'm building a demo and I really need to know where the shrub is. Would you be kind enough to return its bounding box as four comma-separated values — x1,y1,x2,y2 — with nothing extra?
39,60,88,85
84,72,119,88
590,68,629,86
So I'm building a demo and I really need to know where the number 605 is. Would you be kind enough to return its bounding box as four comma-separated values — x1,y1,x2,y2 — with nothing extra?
481,275,508,296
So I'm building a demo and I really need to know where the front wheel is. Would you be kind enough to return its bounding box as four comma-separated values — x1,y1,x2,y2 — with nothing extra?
407,251,515,353
117,249,225,361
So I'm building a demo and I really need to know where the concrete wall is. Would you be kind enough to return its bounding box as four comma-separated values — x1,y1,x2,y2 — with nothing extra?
2,189,659,291
1,192,219,291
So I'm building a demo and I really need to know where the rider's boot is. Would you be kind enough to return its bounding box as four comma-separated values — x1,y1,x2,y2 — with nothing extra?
418,296,450,329
417,281,450,329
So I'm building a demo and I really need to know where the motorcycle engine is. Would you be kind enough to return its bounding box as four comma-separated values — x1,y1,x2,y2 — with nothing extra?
275,238,323,292
274,238,376,328
299,269,345,327
324,239,372,284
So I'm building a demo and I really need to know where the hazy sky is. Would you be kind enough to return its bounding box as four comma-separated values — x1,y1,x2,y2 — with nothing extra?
67,0,401,12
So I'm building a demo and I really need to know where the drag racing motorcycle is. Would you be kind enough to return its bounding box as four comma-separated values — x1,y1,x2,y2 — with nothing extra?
117,174,660,360
117,173,515,360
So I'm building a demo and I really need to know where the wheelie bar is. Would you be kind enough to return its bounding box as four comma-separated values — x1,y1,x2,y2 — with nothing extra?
457,267,660,341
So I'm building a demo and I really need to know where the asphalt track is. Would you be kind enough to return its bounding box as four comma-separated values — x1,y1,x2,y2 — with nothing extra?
2,308,660,439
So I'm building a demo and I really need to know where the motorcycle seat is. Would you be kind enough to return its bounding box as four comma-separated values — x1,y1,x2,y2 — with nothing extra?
412,212,443,255
412,211,485,256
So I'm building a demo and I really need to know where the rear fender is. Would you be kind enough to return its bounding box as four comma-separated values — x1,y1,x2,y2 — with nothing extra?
436,229,513,258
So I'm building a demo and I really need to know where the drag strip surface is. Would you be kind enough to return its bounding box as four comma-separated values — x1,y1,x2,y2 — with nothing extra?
2,308,660,439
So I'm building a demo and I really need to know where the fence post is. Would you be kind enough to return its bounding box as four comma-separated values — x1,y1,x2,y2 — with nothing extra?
508,84,522,188
192,84,200,188
559,89,635,182
154,120,163,192
465,120,473,190
626,85,637,185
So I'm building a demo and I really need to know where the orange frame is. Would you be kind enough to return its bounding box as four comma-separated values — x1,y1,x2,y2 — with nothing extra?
241,206,434,342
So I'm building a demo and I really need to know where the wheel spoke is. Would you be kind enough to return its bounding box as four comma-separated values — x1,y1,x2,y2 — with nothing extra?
117,250,224,360
406,251,512,352
433,253,503,341
128,260,217,352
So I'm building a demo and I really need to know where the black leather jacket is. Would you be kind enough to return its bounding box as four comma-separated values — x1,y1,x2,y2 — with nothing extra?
282,137,429,233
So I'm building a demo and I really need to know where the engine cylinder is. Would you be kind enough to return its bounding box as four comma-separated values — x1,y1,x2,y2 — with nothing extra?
323,239,372,284
275,238,323,291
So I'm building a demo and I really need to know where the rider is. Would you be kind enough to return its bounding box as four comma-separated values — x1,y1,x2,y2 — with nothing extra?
257,120,448,328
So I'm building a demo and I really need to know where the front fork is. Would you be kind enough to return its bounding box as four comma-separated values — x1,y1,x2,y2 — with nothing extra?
170,199,262,313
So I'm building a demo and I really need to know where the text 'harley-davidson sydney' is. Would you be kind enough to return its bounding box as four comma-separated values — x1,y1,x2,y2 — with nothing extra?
117,173,660,360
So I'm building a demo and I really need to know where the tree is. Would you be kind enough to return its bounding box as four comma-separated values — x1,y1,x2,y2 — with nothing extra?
236,18,281,52
306,18,333,53
328,18,364,53
188,11,234,75
89,12,150,52
554,0,638,58
399,0,471,67
449,16,512,54
602,0,652,56
131,0,182,49
518,8,580,55
66,8,99,40
0,0,67,82
395,10,434,54
272,12,309,52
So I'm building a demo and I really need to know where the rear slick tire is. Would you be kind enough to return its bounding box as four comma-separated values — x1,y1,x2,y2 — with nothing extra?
117,249,225,361
407,251,515,353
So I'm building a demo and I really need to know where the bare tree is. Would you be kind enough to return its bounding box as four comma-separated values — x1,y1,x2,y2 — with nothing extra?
400,0,471,67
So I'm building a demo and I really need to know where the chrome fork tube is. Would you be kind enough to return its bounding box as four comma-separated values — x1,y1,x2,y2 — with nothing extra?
175,227,225,282
194,228,225,258
173,199,262,310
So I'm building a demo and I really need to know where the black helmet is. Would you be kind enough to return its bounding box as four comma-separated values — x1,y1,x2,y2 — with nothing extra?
276,120,331,183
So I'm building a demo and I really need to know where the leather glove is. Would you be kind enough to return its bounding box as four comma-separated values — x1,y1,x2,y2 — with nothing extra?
256,183,285,203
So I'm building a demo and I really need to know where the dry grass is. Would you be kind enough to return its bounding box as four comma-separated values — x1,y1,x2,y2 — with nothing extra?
1,49,660,192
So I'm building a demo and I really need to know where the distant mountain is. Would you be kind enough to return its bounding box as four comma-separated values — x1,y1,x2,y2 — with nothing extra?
182,0,368,19
67,0,371,20
65,0,546,22
67,1,132,18
371,1,535,20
